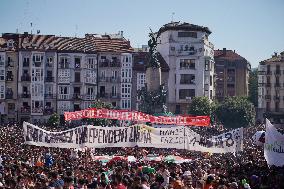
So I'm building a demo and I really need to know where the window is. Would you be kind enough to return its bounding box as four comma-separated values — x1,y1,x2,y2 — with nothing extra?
137,73,146,90
87,58,96,69
111,86,117,96
180,59,195,69
0,69,5,81
121,84,131,98
23,57,30,67
210,76,213,86
205,60,209,71
31,68,43,82
59,57,69,68
75,57,81,68
0,84,5,99
178,32,197,38
121,99,131,109
45,85,53,95
112,71,118,78
210,90,213,99
179,89,195,99
85,70,96,83
47,57,53,63
75,72,81,82
180,74,195,84
6,71,13,81
58,86,70,99
275,102,279,112
31,84,44,97
175,105,181,114
100,70,106,78
266,102,270,111
33,54,43,62
58,101,71,114
58,70,70,83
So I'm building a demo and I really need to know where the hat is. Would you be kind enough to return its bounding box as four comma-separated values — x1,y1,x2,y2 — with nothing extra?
183,171,191,176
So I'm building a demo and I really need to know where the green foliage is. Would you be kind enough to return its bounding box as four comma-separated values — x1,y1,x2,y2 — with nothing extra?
47,113,60,126
216,97,256,129
248,69,258,107
84,100,114,126
188,97,214,116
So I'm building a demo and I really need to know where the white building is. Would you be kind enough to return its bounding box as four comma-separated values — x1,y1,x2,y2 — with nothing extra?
258,52,284,124
156,22,215,114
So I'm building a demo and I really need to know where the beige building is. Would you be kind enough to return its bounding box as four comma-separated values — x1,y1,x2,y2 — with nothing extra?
214,48,251,101
258,51,284,124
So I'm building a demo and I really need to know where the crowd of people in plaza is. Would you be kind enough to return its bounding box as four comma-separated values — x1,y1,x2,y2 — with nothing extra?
0,122,283,189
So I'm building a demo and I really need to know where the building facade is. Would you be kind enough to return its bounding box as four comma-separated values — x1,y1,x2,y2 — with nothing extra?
156,22,215,114
214,48,251,101
258,52,284,124
0,32,133,124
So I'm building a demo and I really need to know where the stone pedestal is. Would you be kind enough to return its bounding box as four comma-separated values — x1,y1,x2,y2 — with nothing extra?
146,67,161,92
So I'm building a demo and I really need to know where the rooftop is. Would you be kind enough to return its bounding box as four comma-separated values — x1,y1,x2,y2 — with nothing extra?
214,48,247,61
260,51,284,64
0,33,133,53
158,21,211,35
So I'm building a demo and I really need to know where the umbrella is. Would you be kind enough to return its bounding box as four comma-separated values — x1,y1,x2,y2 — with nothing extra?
93,156,111,163
127,156,137,162
144,155,162,162
163,155,190,163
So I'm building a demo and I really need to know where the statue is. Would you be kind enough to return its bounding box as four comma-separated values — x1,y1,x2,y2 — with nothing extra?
138,29,168,115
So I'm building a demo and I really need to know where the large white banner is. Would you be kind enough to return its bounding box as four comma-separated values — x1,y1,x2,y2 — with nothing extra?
23,122,243,153
264,119,284,167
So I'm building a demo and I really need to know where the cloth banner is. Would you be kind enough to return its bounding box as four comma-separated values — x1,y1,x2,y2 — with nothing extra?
23,122,242,153
264,119,284,167
64,108,210,126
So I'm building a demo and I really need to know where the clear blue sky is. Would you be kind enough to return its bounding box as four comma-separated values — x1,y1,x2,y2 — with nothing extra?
0,0,283,68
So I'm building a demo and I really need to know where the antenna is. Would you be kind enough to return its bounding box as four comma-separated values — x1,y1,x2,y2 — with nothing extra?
30,22,33,34
171,12,175,23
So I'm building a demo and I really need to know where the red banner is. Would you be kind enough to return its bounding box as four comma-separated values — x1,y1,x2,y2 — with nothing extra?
64,108,210,126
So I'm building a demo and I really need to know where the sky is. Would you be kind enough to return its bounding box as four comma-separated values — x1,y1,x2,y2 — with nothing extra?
0,0,283,68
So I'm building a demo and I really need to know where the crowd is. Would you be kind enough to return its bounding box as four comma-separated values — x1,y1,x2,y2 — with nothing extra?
0,122,284,189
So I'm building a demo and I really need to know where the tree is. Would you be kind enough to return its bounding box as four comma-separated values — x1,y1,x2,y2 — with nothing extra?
84,100,114,126
216,97,255,129
248,68,258,107
47,113,60,126
188,97,213,115
188,97,216,123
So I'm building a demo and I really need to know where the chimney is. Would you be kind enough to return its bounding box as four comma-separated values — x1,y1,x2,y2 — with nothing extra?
234,50,235,53
223,48,226,55
274,52,277,57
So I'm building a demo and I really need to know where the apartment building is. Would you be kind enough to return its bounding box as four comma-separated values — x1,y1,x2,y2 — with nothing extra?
214,48,251,101
156,22,215,114
258,52,284,124
0,32,133,124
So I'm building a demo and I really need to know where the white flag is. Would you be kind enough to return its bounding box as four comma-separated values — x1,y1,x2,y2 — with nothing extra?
264,119,284,167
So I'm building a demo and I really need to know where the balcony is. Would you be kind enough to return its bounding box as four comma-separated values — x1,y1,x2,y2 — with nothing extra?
58,63,70,69
274,96,280,101
33,62,42,67
21,93,31,98
84,94,96,100
32,107,43,114
265,95,271,100
6,61,14,67
73,93,83,100
110,93,120,99
5,93,13,99
109,77,121,83
266,71,272,75
266,83,271,87
21,107,31,114
6,76,13,81
44,94,56,99
44,108,54,115
58,94,70,100
274,71,281,75
23,62,30,67
99,59,110,67
99,77,109,82
275,83,281,88
98,93,108,98
46,63,53,67
258,71,266,75
110,60,121,67
45,77,54,82
21,75,31,82
0,61,5,67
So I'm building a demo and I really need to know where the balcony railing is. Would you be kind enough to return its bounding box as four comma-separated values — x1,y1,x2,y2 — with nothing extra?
266,71,272,75
110,93,120,99
6,77,13,81
99,77,108,82
98,93,108,98
21,107,31,114
58,94,70,100
110,61,121,67
99,59,110,67
265,95,271,100
21,93,31,98
274,70,281,75
109,77,121,83
45,77,54,82
33,62,42,67
23,62,30,67
5,93,13,99
0,61,5,67
32,108,43,114
73,93,83,100
275,83,281,88
44,108,54,115
44,94,56,99
46,63,53,67
84,94,96,100
274,96,280,101
21,75,31,82
266,83,271,87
